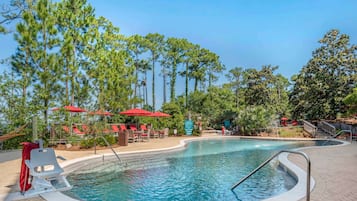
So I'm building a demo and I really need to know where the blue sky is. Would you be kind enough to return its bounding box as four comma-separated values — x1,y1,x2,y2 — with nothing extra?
1,0,356,107
87,0,357,79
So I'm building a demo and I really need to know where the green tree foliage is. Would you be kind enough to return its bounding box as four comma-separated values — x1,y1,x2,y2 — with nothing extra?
56,0,95,106
273,74,290,116
241,65,289,116
15,0,61,124
126,34,148,107
234,106,274,135
179,41,195,108
226,67,244,108
145,33,164,111
0,72,31,126
164,37,187,102
161,102,184,134
205,51,224,88
290,29,357,120
205,86,235,125
11,2,37,103
343,87,357,115
0,0,33,33
85,17,134,112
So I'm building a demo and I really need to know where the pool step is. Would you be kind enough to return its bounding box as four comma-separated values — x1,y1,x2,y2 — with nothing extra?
68,156,172,185
74,156,171,175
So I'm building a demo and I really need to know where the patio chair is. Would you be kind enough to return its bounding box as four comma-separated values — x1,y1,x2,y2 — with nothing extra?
119,124,127,131
140,124,148,131
62,126,71,134
128,130,138,143
72,126,85,135
140,129,150,142
81,124,91,134
24,148,71,196
150,129,159,138
160,128,169,138
129,124,137,131
101,125,113,134
111,125,120,133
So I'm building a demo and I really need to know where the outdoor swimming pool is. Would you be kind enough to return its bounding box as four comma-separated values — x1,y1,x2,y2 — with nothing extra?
64,139,340,201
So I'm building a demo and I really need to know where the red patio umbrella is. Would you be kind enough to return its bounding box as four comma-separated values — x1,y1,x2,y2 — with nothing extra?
148,111,171,117
120,108,152,130
148,111,171,132
281,117,288,127
88,110,113,116
52,105,86,113
52,105,86,136
119,108,152,116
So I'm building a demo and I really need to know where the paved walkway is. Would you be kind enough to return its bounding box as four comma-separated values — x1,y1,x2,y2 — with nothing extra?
289,142,357,201
0,151,21,163
1,134,357,201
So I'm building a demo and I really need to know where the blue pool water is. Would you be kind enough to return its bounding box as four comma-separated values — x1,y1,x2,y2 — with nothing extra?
64,139,338,201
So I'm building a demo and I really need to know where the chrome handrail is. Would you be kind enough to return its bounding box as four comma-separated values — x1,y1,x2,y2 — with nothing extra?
332,130,352,142
99,135,121,162
231,150,311,201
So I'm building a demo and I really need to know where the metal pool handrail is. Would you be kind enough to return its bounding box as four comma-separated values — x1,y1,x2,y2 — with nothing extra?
99,135,121,162
231,150,311,201
333,130,352,142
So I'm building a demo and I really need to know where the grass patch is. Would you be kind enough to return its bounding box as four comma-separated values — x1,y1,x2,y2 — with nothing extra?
278,127,304,138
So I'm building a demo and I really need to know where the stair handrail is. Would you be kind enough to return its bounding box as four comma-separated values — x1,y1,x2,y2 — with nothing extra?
332,129,352,142
319,121,336,136
98,135,121,162
231,150,311,201
303,120,317,137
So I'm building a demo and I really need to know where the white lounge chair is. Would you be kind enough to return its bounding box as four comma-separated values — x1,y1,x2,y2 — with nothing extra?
24,148,71,196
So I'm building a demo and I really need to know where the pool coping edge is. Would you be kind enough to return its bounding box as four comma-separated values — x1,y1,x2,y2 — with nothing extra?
5,136,346,201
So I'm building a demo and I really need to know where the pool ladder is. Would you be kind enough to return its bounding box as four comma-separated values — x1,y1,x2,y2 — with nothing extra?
98,135,121,162
231,150,311,201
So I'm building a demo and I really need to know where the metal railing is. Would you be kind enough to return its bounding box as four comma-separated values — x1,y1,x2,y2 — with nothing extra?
303,120,317,137
231,150,311,201
333,130,352,142
98,136,121,162
319,121,336,136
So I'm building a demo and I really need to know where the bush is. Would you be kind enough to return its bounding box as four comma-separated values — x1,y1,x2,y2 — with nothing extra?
79,135,117,149
192,129,201,136
80,138,95,149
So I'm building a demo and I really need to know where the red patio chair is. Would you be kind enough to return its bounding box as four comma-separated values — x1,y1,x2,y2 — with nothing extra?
129,124,137,131
140,129,150,142
140,124,148,131
62,126,70,134
102,126,112,134
72,126,85,135
81,124,90,133
119,124,127,131
111,125,120,133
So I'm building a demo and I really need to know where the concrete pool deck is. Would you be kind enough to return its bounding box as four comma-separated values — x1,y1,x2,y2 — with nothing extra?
0,134,356,201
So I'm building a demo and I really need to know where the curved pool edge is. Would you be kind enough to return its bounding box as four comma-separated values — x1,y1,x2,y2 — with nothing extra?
60,135,227,174
60,136,348,201
263,138,348,201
